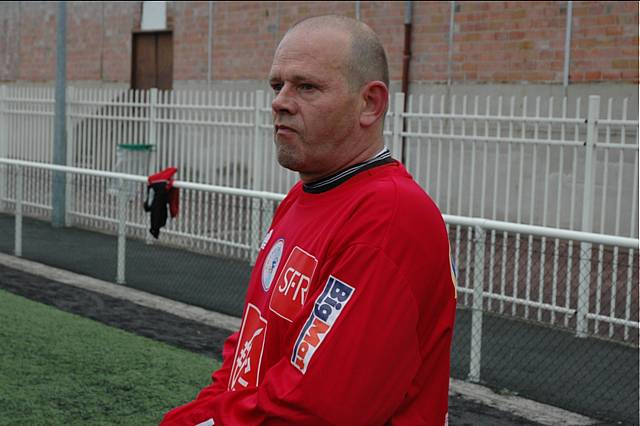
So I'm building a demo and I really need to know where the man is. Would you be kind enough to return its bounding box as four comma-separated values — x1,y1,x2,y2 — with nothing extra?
162,15,456,426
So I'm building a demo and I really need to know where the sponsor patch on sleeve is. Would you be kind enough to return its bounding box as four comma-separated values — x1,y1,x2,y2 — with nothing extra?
229,304,267,391
291,276,354,374
269,246,318,322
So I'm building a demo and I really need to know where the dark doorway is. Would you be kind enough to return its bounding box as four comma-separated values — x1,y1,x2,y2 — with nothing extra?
131,31,173,90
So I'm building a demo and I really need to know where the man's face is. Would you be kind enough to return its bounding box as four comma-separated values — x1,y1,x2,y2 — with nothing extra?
268,28,361,181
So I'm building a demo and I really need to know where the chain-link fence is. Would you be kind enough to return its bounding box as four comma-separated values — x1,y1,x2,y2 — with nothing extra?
449,225,639,424
0,161,638,424
450,226,639,343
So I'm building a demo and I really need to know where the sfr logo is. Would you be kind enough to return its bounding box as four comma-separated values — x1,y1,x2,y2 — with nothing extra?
278,266,311,305
269,246,318,322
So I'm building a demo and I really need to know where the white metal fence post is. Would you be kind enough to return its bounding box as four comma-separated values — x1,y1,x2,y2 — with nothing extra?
577,95,599,338
145,88,158,246
14,166,23,257
149,88,158,172
0,85,8,211
116,178,127,284
468,225,486,382
65,87,75,227
392,93,405,161
250,90,265,264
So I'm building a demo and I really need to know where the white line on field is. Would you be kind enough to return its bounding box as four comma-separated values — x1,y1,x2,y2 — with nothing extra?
0,253,600,425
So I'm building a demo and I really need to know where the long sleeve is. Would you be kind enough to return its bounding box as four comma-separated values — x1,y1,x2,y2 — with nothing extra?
161,242,454,426
193,331,239,400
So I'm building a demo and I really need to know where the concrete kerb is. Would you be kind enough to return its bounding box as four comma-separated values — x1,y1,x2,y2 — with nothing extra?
0,253,600,426
449,379,599,426
0,252,241,332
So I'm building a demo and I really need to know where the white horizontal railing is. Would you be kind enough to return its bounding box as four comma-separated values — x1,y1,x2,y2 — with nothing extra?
3,157,635,247
2,157,636,246
0,159,285,201
443,214,638,249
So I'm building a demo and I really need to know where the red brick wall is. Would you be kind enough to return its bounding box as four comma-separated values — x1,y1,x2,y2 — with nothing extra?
174,1,209,81
0,2,21,81
18,2,57,81
0,1,637,84
2,2,140,82
67,3,103,81
361,1,406,81
102,2,140,82
200,0,639,84
409,2,452,82
208,1,359,81
446,1,567,82
571,1,638,82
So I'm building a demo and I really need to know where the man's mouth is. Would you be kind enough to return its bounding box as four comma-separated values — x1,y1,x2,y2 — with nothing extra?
275,124,297,135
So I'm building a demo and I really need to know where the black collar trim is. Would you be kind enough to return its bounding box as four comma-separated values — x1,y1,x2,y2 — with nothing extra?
303,148,394,194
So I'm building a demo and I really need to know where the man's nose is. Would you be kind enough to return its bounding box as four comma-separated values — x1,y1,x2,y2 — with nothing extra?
272,85,297,115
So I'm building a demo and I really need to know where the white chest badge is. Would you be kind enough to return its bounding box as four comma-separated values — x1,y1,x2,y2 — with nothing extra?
261,238,284,292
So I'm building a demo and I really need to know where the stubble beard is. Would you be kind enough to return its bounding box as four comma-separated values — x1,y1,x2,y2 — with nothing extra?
274,135,304,172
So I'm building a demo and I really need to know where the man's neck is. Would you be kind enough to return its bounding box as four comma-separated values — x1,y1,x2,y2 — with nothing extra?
299,140,385,184
301,146,393,194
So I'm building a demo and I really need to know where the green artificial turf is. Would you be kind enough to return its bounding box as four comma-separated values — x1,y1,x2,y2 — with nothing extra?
0,289,220,425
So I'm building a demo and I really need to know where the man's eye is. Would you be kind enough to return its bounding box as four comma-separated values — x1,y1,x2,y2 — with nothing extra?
299,83,315,91
271,83,283,92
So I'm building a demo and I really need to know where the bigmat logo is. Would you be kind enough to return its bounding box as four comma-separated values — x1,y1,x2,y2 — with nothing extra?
269,246,318,322
229,304,267,391
291,276,354,374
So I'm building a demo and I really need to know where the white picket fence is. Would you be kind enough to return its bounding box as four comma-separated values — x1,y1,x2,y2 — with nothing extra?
0,85,638,343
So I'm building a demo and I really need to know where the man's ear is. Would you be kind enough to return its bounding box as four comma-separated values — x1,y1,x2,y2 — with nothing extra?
359,81,389,128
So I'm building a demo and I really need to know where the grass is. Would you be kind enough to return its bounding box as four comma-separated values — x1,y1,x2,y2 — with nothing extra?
0,288,221,425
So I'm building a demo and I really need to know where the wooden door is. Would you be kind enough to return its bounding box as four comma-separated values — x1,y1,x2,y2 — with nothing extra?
132,32,173,90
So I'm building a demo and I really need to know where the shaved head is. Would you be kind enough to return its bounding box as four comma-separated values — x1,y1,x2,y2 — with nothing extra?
282,15,389,91
269,15,390,182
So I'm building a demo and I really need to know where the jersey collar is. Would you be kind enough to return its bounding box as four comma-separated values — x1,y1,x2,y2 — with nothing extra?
302,147,394,194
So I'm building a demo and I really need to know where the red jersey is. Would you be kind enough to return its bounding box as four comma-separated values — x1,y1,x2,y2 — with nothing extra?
162,160,457,426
